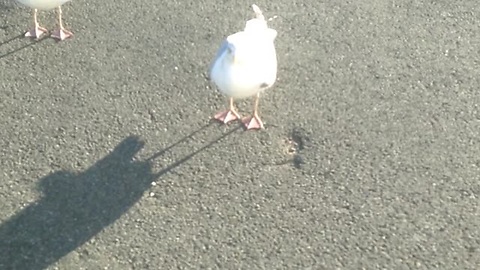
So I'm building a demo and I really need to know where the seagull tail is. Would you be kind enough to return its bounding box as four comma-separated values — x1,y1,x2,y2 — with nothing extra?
252,4,265,20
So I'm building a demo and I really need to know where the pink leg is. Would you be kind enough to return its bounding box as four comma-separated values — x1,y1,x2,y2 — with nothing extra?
242,93,264,130
214,97,241,124
25,9,48,39
243,113,264,130
51,6,73,41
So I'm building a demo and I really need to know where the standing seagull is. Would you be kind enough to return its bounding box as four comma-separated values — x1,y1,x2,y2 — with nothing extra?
210,4,277,130
16,0,74,40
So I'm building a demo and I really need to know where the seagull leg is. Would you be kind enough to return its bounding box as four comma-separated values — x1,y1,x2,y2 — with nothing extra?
214,97,241,124
242,93,264,130
52,6,73,41
25,9,48,39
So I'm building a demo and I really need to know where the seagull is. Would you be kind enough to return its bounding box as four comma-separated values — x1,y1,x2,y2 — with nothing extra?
16,0,74,40
209,4,277,130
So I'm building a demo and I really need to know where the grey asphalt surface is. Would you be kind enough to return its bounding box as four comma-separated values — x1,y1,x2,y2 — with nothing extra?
1,0,479,269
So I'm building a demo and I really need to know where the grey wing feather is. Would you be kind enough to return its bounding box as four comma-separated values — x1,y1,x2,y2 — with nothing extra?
208,40,229,78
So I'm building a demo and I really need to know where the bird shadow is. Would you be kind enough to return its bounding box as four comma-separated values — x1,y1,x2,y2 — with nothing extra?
0,2,39,56
0,121,240,270
0,34,50,59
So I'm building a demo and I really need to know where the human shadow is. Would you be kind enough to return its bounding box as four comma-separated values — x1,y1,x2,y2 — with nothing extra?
0,122,241,270
0,135,153,270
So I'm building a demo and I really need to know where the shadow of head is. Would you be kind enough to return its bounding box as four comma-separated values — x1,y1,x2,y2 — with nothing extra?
0,135,153,270
40,135,150,215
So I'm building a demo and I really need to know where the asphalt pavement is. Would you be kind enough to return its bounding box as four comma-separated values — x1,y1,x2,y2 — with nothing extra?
1,0,479,269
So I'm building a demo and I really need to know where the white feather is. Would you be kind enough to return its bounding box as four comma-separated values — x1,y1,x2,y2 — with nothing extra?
16,0,71,10
210,5,277,99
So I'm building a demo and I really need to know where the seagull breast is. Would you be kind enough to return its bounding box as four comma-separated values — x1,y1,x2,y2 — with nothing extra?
211,31,277,99
15,0,71,10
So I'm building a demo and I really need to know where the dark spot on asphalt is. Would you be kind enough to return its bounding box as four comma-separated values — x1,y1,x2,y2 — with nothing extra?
293,155,304,169
285,127,311,169
290,127,311,151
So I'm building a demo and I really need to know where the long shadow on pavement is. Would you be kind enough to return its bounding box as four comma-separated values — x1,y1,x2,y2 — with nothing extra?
0,122,241,270
0,34,50,59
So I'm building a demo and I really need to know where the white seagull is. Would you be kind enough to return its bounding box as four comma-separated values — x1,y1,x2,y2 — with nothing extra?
210,4,277,130
16,0,74,40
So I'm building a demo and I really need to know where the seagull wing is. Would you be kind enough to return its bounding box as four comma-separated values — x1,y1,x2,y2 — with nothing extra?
208,39,230,79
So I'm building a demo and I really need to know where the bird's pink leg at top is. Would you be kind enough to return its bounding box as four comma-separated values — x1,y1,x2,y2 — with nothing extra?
25,9,47,39
214,97,241,124
242,93,264,130
51,6,73,41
